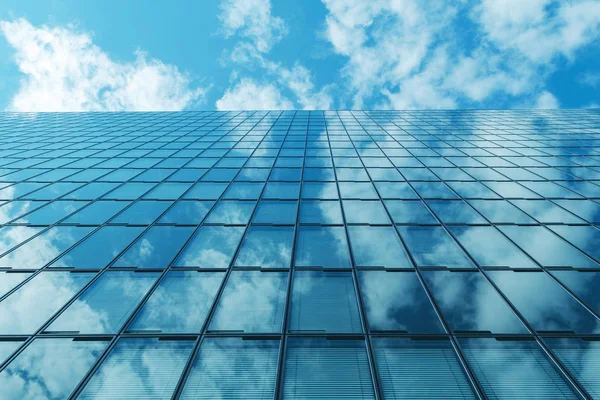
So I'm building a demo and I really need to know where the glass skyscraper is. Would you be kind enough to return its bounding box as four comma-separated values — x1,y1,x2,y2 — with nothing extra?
0,109,599,399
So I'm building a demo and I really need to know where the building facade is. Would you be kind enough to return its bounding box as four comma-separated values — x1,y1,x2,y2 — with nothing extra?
0,109,599,399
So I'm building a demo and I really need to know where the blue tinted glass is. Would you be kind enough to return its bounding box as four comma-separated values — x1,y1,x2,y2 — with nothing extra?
301,182,338,199
111,200,172,225
294,226,351,268
102,182,155,200
46,271,159,334
0,200,48,223
62,182,119,200
63,201,130,225
0,340,22,364
374,182,419,199
398,167,438,181
51,226,144,269
78,338,193,399
412,182,458,199
184,182,228,200
459,338,578,400
0,272,94,334
499,226,598,268
132,168,176,182
446,181,500,199
0,271,32,297
113,226,195,269
299,200,343,224
270,167,301,181
175,226,245,268
209,271,287,333
384,200,438,224
223,182,264,199
24,182,83,200
143,182,191,200
205,200,255,224
520,181,583,199
304,167,335,181
548,225,600,263
552,199,600,223
252,200,297,224
0,226,42,254
426,200,486,224
551,271,600,315
283,338,375,399
397,226,476,268
128,271,224,333
488,271,600,334
180,338,279,400
358,271,443,333
422,270,527,334
545,338,600,398
157,200,213,224
166,168,207,182
336,167,370,181
289,271,362,333
348,226,412,268
0,338,108,399
468,199,535,224
14,200,88,224
338,182,378,199
202,168,239,181
0,226,94,269
372,338,476,399
235,167,270,181
0,182,47,200
343,200,390,224
235,225,294,268
262,182,300,199
484,181,543,199
449,226,538,268
511,199,584,223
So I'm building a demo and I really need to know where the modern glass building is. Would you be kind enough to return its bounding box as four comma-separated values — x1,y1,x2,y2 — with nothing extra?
0,109,599,399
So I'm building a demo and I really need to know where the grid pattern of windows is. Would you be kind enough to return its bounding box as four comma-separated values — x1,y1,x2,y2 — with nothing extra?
0,109,599,399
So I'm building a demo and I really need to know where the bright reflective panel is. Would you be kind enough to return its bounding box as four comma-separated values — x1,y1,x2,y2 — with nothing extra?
128,271,224,334
252,200,297,224
62,201,130,225
45,271,159,334
289,271,362,333
157,200,213,224
174,226,245,268
487,271,600,334
348,226,413,268
459,338,578,400
551,271,600,315
209,271,287,333
0,200,48,224
358,271,444,333
294,226,351,268
299,200,343,224
343,200,390,224
0,272,94,334
0,338,108,399
397,226,475,268
0,271,32,297
545,338,600,398
372,338,476,399
468,199,536,224
110,200,172,225
511,199,585,224
234,226,293,268
384,200,438,224
422,270,528,334
549,225,600,263
426,200,486,224
13,200,88,225
180,338,279,400
78,338,193,399
283,338,375,400
205,200,255,224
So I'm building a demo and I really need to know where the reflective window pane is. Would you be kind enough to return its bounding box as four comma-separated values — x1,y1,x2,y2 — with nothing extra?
398,226,475,268
299,200,343,224
294,226,351,269
348,226,412,268
234,226,294,268
175,226,245,268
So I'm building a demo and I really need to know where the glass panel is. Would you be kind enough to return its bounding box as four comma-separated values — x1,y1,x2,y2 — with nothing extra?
301,182,338,199
0,272,31,297
374,182,418,199
262,182,300,199
0,226,43,255
183,182,228,200
426,200,486,224
398,226,475,268
487,271,600,334
384,200,438,224
499,226,598,268
205,200,255,224
78,338,193,399
209,271,287,333
101,182,155,200
0,338,108,399
484,181,543,199
0,200,48,223
459,338,578,400
548,225,600,263
0,272,94,334
223,182,264,200
157,200,213,224
511,200,585,224
372,338,476,399
294,226,351,268
338,182,378,199
63,201,130,225
358,271,443,333
289,271,362,333
180,338,279,400
545,338,600,399
551,271,600,314
252,200,297,224
14,200,88,224
111,200,172,225
51,226,144,269
348,226,412,268
552,199,600,223
299,200,343,224
113,226,195,269
468,199,535,224
422,270,527,334
175,226,245,268
449,226,538,268
234,226,294,268
343,200,390,224
283,338,375,400
62,182,119,200
0,226,94,269
45,271,159,334
0,340,22,364
412,182,458,199
127,271,224,333
143,182,191,200
446,182,500,199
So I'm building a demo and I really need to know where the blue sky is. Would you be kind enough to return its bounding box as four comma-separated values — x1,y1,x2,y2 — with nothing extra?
0,0,599,111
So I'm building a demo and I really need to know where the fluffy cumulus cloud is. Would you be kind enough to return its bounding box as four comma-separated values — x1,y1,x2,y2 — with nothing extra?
0,19,207,112
321,0,600,109
216,78,293,110
535,91,560,109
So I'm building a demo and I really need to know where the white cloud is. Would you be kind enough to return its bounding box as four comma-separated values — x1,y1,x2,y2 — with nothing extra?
579,71,600,88
216,78,293,110
219,0,287,53
535,91,560,109
0,18,206,112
